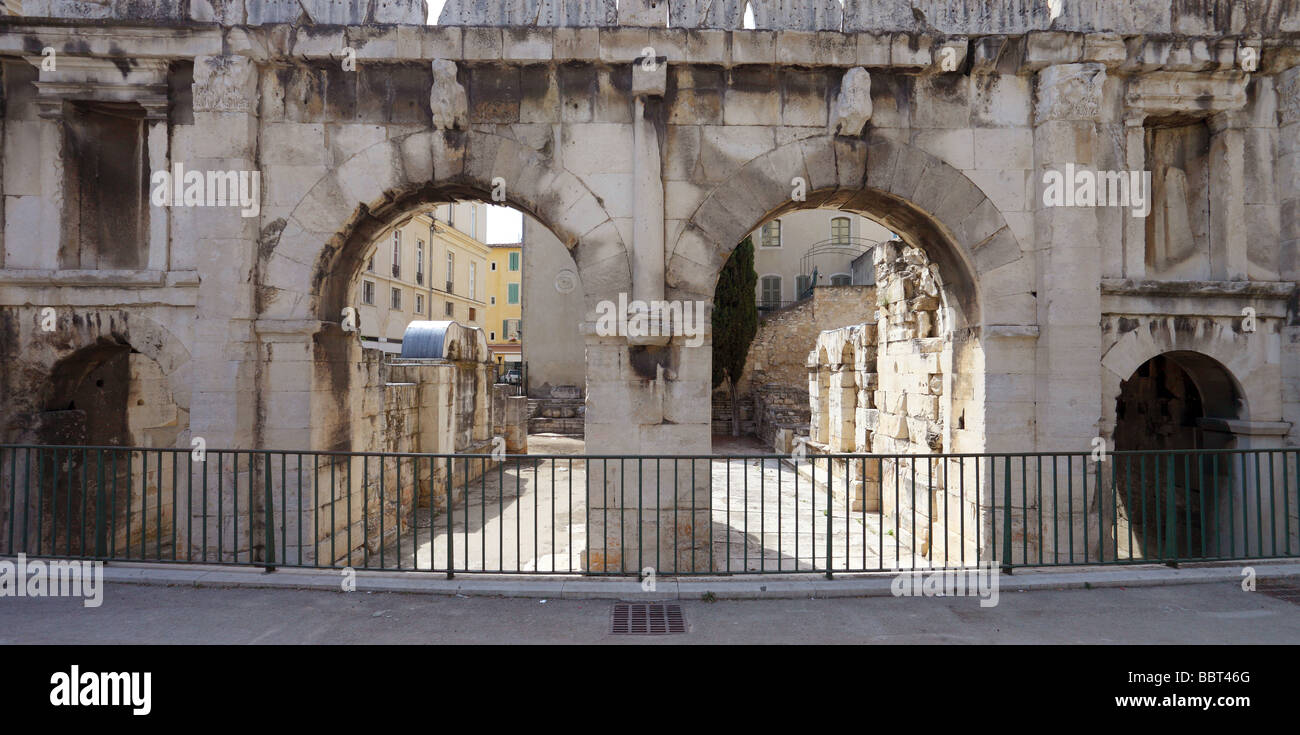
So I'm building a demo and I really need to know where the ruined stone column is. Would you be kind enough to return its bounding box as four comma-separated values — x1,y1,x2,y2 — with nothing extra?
1032,63,1107,562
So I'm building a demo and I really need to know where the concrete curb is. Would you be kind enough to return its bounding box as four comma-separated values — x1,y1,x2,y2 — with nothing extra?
77,559,1300,600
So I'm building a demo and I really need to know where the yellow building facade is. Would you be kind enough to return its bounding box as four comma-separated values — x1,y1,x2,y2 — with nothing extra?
484,242,523,366
355,202,488,351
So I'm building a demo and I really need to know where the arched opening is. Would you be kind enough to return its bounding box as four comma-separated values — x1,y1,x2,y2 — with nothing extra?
296,190,592,570
16,340,186,558
1113,351,1243,559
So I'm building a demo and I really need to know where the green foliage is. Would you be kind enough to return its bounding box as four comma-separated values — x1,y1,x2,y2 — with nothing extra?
711,236,759,391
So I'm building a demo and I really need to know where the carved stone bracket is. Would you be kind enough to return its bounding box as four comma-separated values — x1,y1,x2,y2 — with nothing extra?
192,55,258,114
1034,63,1106,124
430,59,468,132
830,67,872,137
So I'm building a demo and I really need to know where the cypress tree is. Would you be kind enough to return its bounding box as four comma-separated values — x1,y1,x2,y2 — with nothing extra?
712,235,759,437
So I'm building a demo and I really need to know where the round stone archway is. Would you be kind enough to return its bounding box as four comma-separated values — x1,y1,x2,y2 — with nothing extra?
667,132,1036,454
255,129,632,452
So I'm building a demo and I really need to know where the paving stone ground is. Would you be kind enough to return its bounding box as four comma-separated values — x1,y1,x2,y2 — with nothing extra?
382,434,924,573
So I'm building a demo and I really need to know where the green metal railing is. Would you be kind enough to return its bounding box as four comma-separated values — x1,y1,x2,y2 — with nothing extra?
0,445,1296,576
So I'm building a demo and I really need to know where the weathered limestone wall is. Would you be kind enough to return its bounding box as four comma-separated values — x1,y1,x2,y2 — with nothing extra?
738,283,874,398
0,2,1297,571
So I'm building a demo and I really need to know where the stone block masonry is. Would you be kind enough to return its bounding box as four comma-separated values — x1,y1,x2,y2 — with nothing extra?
0,1,1296,572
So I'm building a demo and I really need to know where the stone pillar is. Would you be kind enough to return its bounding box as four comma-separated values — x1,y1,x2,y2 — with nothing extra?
1121,115,1147,279
188,55,262,560
582,325,713,573
1032,63,1107,561
630,57,667,320
1279,66,1300,449
1208,110,1249,281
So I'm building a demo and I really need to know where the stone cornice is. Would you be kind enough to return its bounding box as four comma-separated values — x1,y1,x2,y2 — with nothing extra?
0,23,1297,73
4,0,1300,36
1101,279,1297,299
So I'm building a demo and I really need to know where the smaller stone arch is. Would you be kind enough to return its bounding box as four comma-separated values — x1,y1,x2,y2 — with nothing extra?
1100,316,1275,441
1,309,191,444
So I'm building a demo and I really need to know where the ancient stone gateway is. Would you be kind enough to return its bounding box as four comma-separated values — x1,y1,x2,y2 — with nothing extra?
1,1,1298,572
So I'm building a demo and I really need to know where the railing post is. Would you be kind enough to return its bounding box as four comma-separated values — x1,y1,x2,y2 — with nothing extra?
263,451,276,572
1002,456,1013,573
94,449,107,557
1165,454,1177,564
445,456,454,579
825,456,833,580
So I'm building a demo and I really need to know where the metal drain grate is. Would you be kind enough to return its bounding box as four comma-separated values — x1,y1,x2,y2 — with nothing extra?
1259,581,1300,605
610,602,687,635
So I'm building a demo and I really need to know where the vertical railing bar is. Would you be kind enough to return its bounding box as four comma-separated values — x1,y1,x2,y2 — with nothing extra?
1037,455,1044,565
957,456,963,569
533,458,539,574
826,457,834,579
367,455,374,569
1198,453,1207,559
328,456,335,568
895,456,900,570
1284,450,1293,557
394,455,403,568
346,454,353,568
941,455,948,569
36,448,45,556
569,457,574,573
552,456,556,574
280,453,286,567
1082,455,1089,564
655,458,661,576
1020,456,1027,566
216,452,223,563
312,454,318,569
1002,456,1012,570
910,456,916,571
79,447,87,556
500,453,506,573
263,451,275,571
674,457,679,575
186,450,194,563
1268,451,1277,557
1182,453,1191,559
1066,455,1074,565
24,449,32,556
759,457,765,574
482,457,487,573
446,456,454,578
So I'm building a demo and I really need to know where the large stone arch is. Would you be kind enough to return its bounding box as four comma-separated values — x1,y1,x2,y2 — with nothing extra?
666,132,1033,331
667,132,1035,454
261,128,632,324
254,128,631,452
